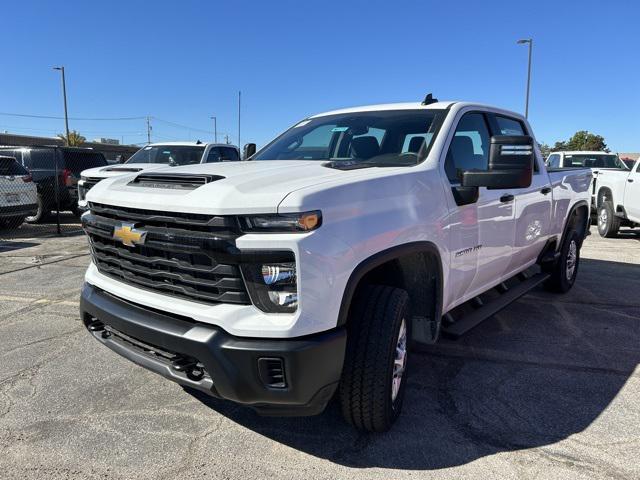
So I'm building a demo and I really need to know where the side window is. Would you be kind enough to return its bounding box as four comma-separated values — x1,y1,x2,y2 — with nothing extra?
547,154,560,168
495,116,526,135
206,147,223,163
27,149,55,169
221,147,239,161
207,147,240,162
445,113,490,182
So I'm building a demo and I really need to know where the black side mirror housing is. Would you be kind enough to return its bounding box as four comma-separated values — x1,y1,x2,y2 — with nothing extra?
243,143,257,160
461,135,534,189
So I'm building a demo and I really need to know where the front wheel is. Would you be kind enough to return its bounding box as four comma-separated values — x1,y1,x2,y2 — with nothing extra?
544,229,581,293
339,285,410,432
597,202,620,238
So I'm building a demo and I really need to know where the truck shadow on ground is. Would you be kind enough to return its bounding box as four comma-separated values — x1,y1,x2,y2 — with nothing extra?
186,257,640,470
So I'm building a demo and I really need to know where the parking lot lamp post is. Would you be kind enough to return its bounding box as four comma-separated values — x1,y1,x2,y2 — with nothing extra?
517,39,533,118
53,66,70,145
210,116,217,143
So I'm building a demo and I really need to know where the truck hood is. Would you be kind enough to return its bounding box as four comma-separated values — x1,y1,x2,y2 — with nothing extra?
85,160,389,214
81,163,170,180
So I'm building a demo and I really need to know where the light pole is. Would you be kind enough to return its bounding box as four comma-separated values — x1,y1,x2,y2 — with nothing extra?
517,39,533,118
53,66,70,145
210,116,217,143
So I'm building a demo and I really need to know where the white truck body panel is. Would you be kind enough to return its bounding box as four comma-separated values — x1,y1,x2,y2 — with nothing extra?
595,159,640,223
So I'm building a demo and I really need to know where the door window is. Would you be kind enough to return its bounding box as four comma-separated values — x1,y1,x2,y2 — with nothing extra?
445,113,490,182
495,116,526,135
547,154,560,168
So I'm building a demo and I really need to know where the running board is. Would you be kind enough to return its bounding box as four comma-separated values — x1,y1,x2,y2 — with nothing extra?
442,272,550,339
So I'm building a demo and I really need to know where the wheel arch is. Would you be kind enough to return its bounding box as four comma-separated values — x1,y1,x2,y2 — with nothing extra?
336,242,444,333
561,200,590,247
597,186,614,208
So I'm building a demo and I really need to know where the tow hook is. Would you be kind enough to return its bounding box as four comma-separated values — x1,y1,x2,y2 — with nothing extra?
87,319,104,331
171,357,205,381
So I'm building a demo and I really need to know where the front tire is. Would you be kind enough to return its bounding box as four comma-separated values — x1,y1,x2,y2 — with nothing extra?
544,229,581,293
339,285,410,432
597,202,620,238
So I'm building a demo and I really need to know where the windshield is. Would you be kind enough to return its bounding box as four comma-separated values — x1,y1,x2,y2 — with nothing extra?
253,109,444,166
126,145,205,166
563,154,627,170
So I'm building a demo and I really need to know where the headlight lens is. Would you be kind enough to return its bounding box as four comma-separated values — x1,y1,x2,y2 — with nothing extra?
239,211,321,233
241,259,298,313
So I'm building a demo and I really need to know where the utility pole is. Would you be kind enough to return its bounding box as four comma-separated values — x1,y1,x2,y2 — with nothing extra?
210,116,217,143
146,116,152,143
517,38,533,118
53,66,70,145
238,90,241,148
224,134,230,144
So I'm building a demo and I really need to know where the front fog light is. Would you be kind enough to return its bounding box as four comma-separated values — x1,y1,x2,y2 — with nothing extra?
241,259,298,313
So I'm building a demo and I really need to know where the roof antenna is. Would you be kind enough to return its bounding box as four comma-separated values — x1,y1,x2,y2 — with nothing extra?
196,139,202,144
422,93,438,105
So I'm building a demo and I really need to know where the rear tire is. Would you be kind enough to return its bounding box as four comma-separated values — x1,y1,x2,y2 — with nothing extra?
3,216,26,229
544,229,581,293
339,285,410,432
25,194,48,223
597,202,620,238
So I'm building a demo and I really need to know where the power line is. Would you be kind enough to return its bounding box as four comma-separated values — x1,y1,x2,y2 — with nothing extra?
152,117,211,134
0,112,146,121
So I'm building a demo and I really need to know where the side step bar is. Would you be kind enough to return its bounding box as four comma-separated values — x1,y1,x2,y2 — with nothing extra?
442,272,550,339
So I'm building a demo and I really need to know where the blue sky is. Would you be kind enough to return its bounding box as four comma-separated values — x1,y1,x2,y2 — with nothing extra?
1,0,639,151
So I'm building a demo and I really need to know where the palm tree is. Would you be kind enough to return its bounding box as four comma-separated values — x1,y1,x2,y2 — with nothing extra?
57,130,86,147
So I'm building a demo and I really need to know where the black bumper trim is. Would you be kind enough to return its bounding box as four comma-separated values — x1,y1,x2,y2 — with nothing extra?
0,203,37,218
80,283,346,415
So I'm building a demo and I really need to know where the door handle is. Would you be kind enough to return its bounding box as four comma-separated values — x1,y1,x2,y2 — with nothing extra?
540,186,552,195
628,179,634,183
500,194,514,203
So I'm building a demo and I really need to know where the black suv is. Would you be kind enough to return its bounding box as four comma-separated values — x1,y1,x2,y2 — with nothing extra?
0,146,108,222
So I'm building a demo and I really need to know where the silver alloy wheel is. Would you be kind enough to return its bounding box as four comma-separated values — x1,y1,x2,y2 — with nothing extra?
391,318,407,402
566,239,577,281
598,207,608,231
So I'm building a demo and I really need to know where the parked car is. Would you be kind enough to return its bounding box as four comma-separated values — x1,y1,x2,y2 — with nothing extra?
594,158,640,236
80,98,591,432
77,142,240,209
0,155,37,229
0,146,108,222
546,151,628,212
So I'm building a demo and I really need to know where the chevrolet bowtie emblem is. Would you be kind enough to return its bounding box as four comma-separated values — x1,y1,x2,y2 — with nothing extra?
113,223,147,247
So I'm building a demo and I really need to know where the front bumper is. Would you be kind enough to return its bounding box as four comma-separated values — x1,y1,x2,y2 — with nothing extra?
0,203,38,218
80,283,346,415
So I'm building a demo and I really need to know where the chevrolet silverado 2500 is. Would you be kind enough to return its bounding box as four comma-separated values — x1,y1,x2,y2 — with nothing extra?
80,99,591,431
594,158,640,237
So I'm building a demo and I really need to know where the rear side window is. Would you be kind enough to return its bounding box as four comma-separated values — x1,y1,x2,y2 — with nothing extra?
0,157,28,176
27,149,55,169
445,113,491,182
495,116,526,135
62,150,108,173
547,154,560,168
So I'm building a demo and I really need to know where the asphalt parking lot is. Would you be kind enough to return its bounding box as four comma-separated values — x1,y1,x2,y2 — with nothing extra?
0,224,639,480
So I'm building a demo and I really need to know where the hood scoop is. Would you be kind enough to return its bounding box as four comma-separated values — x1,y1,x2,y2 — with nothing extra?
103,167,144,173
129,172,225,190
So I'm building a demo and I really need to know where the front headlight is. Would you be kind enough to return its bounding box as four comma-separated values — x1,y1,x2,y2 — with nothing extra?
241,258,298,313
239,211,321,233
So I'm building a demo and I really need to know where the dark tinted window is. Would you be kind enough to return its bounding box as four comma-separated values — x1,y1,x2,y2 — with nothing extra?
445,113,490,182
563,154,626,169
0,156,28,176
206,147,239,162
62,150,108,172
27,149,56,169
495,116,526,135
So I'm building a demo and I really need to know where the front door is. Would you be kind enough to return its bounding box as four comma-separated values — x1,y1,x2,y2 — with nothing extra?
444,111,516,308
624,162,640,221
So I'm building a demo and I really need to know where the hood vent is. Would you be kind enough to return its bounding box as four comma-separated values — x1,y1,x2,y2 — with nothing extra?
129,172,225,190
103,167,144,173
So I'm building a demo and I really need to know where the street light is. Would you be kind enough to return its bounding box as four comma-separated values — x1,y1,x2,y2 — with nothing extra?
53,66,70,145
517,39,533,118
210,116,217,143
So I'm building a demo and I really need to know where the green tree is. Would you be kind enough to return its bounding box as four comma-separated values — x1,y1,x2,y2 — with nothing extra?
539,143,552,158
57,130,86,147
553,131,608,152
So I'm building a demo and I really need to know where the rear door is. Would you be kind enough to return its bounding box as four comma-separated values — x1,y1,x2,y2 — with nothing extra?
444,111,516,304
489,114,552,275
624,161,640,221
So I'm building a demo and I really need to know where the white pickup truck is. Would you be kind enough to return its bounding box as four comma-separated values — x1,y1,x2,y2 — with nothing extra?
77,142,240,209
80,98,591,431
594,158,640,237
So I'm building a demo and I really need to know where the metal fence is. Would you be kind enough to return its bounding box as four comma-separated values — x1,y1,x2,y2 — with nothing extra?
0,146,96,242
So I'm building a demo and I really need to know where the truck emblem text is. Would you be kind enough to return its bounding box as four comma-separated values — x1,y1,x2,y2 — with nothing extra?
455,245,483,257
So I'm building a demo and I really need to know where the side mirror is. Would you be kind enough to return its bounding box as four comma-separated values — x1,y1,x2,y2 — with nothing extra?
461,135,534,189
243,143,257,160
